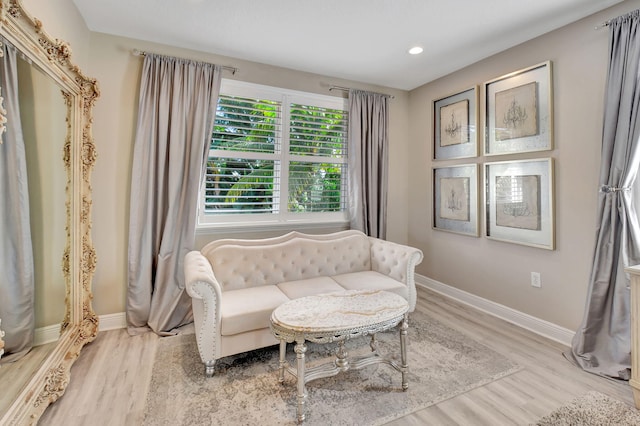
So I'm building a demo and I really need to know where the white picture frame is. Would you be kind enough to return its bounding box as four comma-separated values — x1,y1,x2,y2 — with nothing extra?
433,86,478,160
485,158,555,250
484,61,553,156
433,164,479,237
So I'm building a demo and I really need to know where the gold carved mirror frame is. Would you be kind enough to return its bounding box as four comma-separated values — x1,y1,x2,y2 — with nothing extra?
0,0,99,423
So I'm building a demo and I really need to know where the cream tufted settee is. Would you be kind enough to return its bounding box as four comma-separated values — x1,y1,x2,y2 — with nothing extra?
184,229,424,377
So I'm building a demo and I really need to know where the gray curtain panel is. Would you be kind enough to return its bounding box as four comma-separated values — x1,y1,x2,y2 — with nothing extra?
347,89,389,239
0,39,34,362
127,54,221,335
567,9,640,380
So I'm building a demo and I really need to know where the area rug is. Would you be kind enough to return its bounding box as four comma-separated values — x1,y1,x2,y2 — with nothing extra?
535,391,640,426
143,310,521,426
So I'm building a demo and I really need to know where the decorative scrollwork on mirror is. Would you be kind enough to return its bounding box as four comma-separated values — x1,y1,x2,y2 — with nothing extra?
0,0,99,424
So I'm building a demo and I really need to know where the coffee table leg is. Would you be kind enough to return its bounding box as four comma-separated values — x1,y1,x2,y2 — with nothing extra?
370,334,378,353
400,314,409,390
278,339,286,383
294,338,307,422
335,340,349,370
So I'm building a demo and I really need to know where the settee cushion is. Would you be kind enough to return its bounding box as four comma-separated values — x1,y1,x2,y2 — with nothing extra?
220,286,290,336
277,277,346,299
331,271,408,300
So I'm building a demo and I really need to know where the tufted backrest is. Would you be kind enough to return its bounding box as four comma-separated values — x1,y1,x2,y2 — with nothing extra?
202,231,372,291
369,237,410,283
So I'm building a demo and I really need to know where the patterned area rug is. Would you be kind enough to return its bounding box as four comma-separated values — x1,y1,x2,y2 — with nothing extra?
143,310,520,426
535,391,640,426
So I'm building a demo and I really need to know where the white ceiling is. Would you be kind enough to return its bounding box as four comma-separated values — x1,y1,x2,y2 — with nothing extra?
72,0,624,91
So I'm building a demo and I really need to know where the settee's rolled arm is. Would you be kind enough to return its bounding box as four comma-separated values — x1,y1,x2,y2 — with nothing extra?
184,251,223,376
368,238,424,312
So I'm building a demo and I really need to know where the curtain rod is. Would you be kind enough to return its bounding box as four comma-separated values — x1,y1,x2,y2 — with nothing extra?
132,49,237,75
329,85,395,99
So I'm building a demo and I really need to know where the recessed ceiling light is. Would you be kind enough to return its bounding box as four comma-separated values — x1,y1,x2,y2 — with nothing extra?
408,46,423,55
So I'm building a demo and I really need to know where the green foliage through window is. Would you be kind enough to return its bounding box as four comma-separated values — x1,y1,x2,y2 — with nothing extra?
202,84,347,219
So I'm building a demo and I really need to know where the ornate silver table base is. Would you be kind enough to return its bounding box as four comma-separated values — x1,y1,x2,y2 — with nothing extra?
270,290,410,423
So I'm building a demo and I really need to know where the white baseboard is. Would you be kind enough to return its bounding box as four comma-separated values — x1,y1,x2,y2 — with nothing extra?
98,312,127,331
416,274,575,347
34,312,127,346
33,324,61,346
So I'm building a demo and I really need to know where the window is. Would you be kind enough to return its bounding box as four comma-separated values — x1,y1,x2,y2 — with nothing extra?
198,80,348,229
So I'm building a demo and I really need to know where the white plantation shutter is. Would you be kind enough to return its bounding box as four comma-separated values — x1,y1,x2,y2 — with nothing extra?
289,103,347,158
203,159,277,214
203,92,280,215
288,102,347,213
199,80,348,226
212,95,280,154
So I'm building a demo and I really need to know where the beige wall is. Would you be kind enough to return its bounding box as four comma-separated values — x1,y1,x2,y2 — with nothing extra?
408,0,640,330
85,33,410,315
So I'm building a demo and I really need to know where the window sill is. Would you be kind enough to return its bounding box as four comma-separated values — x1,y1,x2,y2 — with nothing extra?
196,220,350,236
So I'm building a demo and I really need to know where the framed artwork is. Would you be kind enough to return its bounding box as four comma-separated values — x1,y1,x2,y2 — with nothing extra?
485,158,555,250
484,61,553,156
433,164,479,236
433,86,478,160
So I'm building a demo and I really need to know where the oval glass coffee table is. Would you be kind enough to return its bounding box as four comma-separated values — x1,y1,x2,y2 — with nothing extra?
270,289,410,423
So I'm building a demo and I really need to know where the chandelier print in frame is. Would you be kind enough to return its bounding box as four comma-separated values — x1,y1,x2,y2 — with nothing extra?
441,100,469,147
433,164,479,237
495,82,538,142
433,86,478,160
495,174,540,231
485,158,555,250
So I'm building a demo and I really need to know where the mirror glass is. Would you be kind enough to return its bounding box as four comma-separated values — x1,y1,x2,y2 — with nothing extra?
20,54,67,330
0,56,67,415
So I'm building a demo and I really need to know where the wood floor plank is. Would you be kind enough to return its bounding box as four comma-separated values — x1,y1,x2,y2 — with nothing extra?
0,342,57,415
38,287,637,425
471,384,533,424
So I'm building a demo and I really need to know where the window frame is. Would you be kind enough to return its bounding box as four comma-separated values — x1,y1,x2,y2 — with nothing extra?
197,79,349,231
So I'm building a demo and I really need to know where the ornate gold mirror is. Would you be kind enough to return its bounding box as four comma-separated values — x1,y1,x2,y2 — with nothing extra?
0,0,98,423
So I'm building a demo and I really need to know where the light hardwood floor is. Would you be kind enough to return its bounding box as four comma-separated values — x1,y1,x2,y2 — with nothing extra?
1,342,56,416
39,287,635,425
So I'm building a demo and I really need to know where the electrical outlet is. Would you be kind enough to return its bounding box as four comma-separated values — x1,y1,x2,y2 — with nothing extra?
531,272,541,288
